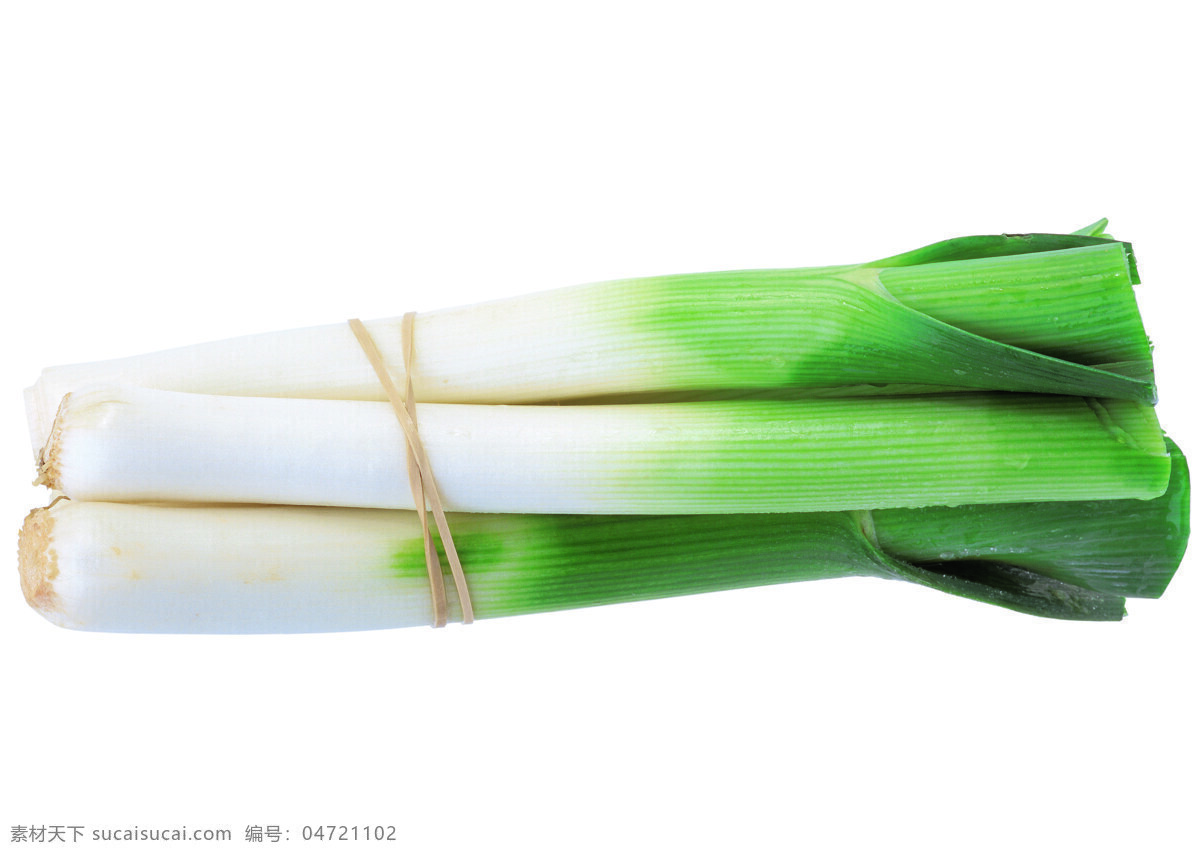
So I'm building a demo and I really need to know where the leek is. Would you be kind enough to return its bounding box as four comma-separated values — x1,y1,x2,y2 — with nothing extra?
39,386,1170,515
19,441,1187,633
23,230,1152,455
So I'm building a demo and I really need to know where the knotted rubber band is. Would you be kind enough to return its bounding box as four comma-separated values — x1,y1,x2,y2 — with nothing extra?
399,312,449,625
348,315,474,626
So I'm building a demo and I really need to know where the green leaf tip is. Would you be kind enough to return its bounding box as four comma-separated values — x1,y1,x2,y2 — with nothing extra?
869,231,1136,279
1152,437,1191,596
1072,218,1110,237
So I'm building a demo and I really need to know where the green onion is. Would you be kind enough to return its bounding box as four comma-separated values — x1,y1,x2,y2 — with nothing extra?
19,442,1187,633
23,229,1152,455
39,386,1169,514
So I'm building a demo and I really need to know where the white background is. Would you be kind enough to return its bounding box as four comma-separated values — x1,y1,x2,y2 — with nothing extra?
2,2,1196,855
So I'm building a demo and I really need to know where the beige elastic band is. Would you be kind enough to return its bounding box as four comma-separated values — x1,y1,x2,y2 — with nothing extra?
348,315,474,626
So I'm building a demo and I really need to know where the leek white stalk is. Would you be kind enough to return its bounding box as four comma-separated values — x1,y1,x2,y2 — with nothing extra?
19,502,439,633
39,385,1170,515
23,234,1153,454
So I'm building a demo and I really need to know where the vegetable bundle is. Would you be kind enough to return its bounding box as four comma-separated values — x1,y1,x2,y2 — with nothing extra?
18,220,1190,632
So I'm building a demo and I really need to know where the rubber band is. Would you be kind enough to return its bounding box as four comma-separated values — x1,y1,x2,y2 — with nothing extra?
348,315,474,626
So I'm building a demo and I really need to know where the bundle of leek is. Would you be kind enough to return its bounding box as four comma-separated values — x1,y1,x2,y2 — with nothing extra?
17,221,1190,632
